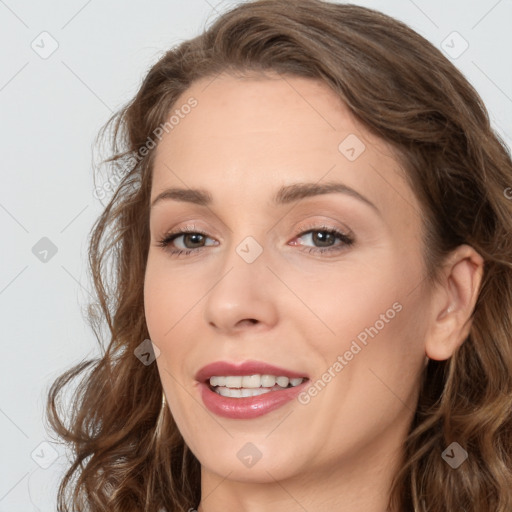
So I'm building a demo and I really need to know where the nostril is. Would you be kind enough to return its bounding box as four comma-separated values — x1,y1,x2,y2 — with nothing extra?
237,318,259,327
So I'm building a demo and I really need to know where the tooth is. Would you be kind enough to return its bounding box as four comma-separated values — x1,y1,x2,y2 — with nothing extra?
224,376,242,388
260,375,276,387
217,387,242,397
242,388,272,397
210,376,224,386
241,374,261,388
209,374,305,389
216,386,231,397
216,386,273,398
276,376,289,387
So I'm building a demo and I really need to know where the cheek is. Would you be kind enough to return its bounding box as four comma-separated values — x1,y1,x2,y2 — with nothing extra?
143,255,207,394
286,258,400,340
143,253,194,340
294,250,426,380
144,259,199,429
143,261,167,340
324,268,428,418
294,271,427,460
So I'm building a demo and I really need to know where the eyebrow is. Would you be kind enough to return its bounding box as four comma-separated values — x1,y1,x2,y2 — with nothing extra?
150,181,379,213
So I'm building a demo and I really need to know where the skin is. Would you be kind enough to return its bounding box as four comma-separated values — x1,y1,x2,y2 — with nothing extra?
143,72,484,512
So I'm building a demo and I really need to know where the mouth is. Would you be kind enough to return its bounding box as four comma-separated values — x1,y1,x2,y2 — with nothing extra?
195,360,310,418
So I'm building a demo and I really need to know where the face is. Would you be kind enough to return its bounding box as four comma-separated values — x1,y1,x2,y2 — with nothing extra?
144,72,432,485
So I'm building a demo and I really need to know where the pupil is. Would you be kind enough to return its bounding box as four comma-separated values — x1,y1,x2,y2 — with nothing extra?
185,233,204,248
313,231,333,247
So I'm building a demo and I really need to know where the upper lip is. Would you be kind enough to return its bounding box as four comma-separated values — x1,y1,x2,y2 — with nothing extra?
195,360,309,383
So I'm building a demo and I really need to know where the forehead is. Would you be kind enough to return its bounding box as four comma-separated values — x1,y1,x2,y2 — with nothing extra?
155,73,371,166
150,72,421,231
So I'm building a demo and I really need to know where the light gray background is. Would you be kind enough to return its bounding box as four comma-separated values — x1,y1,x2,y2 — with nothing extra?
1,0,511,510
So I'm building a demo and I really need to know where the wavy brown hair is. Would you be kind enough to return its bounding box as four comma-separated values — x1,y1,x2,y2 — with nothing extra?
47,0,512,510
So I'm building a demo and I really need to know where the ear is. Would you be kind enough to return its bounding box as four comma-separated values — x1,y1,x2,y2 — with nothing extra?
424,244,484,361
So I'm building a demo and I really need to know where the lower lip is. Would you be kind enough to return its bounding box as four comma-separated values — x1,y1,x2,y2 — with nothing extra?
198,380,309,419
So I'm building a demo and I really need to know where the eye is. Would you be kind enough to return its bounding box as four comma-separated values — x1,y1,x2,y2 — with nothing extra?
156,225,218,257
291,226,354,254
155,224,355,258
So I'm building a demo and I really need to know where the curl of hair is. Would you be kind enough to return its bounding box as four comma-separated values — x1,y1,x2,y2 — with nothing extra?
47,1,512,510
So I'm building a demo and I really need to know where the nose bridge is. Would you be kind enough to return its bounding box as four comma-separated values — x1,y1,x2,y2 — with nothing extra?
216,232,269,297
220,211,270,272
202,228,279,331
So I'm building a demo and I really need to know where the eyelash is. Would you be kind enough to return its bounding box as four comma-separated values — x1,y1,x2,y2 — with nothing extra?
156,224,355,258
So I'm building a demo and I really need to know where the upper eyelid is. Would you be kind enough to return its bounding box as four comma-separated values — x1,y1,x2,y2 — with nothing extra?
158,214,353,234
160,223,351,238
160,224,354,247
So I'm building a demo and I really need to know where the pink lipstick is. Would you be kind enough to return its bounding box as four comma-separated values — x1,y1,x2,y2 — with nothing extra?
195,360,309,419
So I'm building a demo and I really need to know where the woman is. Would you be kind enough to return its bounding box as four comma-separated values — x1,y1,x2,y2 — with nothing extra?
47,0,512,510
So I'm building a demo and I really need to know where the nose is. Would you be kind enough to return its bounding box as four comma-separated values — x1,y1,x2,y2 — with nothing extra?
203,237,279,335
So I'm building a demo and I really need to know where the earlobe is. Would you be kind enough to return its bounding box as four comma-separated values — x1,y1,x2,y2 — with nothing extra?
424,244,484,361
